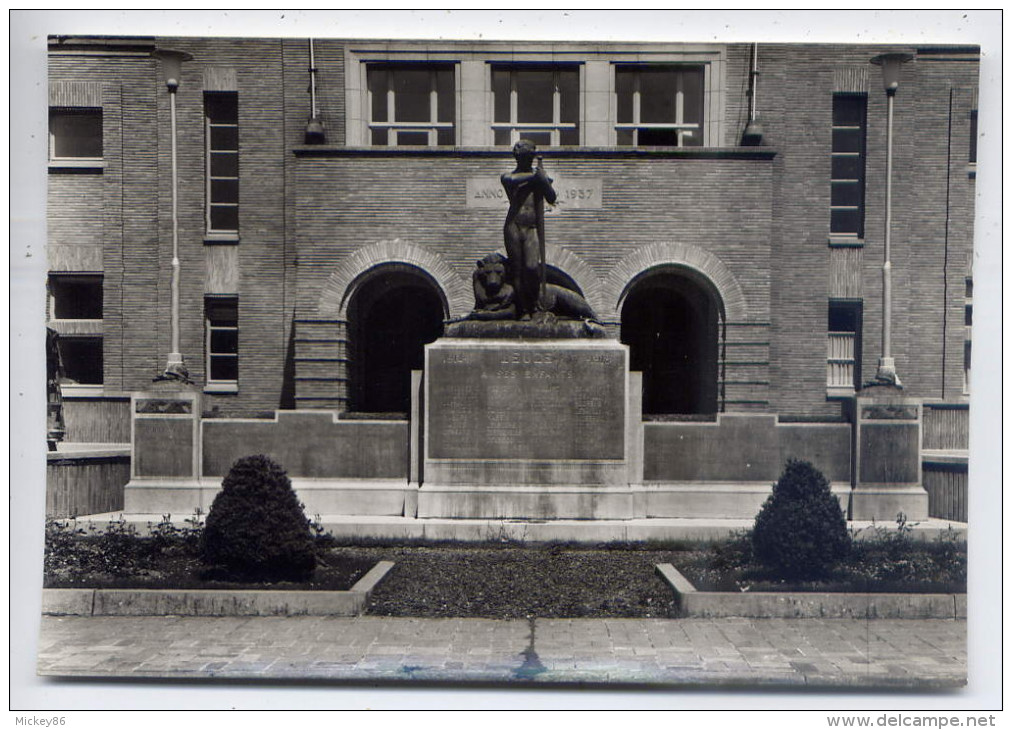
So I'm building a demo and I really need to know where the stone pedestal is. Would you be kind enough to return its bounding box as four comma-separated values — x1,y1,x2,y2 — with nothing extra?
419,338,639,519
124,384,207,513
850,388,928,521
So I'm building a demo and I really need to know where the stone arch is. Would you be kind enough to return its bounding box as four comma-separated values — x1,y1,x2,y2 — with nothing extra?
317,239,472,319
603,242,749,323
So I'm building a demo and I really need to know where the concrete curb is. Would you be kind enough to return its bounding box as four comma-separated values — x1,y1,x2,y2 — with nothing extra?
655,564,966,619
42,560,395,617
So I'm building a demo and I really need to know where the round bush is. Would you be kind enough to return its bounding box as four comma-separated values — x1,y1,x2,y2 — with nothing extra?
201,455,316,582
752,459,851,580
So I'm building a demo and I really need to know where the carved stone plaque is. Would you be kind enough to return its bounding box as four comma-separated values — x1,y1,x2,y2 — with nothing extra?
466,177,603,211
426,340,626,461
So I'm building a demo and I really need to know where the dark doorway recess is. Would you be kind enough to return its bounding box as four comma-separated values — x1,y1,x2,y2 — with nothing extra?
620,267,723,415
348,266,445,414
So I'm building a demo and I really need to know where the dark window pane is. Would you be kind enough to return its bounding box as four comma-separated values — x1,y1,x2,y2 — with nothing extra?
964,340,971,368
832,155,862,179
205,93,238,124
638,128,679,146
396,131,429,146
210,329,238,354
369,68,388,121
969,109,978,163
558,69,579,124
50,275,103,319
516,69,554,123
371,128,389,146
833,95,865,126
50,109,103,158
210,152,238,177
392,68,431,122
616,128,634,145
210,356,238,381
59,338,103,384
209,125,238,150
681,67,704,126
518,130,551,146
559,127,579,146
436,68,455,123
436,127,454,146
964,305,972,327
831,208,861,235
210,178,239,204
206,298,237,325
831,181,862,207
210,205,239,231
616,69,634,124
832,128,863,153
828,303,859,332
639,68,677,123
493,128,512,146
680,129,703,147
492,68,511,123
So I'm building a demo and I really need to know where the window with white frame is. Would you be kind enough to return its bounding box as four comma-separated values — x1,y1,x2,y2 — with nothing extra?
367,65,455,146
830,94,868,238
491,65,579,146
48,273,104,385
615,66,704,147
827,300,862,394
205,296,238,386
205,92,239,233
49,107,103,161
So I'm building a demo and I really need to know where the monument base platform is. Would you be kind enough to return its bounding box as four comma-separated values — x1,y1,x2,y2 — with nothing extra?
417,484,636,520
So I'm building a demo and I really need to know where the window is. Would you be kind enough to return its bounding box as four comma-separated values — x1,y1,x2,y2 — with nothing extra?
48,273,103,385
49,108,103,161
492,66,579,146
963,277,972,394
830,94,868,238
49,274,103,320
367,65,455,146
205,296,238,387
827,300,862,394
615,66,704,147
969,109,978,165
205,93,239,233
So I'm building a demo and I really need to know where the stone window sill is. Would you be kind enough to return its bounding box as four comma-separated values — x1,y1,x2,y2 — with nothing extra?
826,385,855,400
204,382,238,394
48,159,104,173
204,233,240,245
828,236,865,248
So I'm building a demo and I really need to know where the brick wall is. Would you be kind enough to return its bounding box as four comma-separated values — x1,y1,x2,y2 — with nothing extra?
48,38,979,420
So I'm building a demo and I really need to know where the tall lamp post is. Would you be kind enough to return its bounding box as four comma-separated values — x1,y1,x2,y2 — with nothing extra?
870,51,913,388
152,49,193,383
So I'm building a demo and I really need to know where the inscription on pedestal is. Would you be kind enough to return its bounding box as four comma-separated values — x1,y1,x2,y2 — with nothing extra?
427,343,626,461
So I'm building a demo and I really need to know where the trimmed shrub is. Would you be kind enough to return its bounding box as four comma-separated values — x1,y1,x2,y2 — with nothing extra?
201,455,316,582
752,459,851,580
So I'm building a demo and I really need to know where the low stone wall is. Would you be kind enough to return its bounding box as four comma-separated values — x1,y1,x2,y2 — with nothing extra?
42,561,394,617
202,412,409,479
61,394,131,443
923,461,968,523
656,564,965,619
643,415,851,484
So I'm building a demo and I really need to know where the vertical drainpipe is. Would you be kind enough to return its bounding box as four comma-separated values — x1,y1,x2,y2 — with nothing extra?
741,43,764,146
305,38,326,144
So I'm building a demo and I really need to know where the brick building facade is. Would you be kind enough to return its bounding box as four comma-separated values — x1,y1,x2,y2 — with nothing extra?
47,36,977,434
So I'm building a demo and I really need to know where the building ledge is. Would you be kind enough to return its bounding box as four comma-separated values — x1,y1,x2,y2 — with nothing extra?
828,236,865,248
48,160,104,173
294,145,777,160
922,449,969,467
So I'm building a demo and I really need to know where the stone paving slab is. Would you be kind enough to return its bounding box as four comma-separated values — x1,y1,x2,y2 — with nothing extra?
37,615,965,689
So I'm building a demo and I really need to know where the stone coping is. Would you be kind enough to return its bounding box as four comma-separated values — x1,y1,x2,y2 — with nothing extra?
41,561,394,617
655,564,966,620
70,513,968,544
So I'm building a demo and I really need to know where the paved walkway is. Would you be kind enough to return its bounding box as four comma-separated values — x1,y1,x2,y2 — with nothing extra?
38,616,965,688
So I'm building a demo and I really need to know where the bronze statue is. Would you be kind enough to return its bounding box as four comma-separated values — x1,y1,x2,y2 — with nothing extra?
469,253,597,323
501,139,556,320
459,139,599,331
